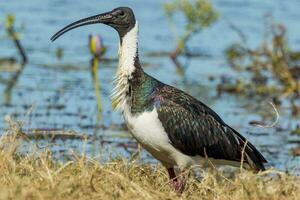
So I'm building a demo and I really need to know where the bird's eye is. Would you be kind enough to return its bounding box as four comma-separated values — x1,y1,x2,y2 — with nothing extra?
119,11,125,16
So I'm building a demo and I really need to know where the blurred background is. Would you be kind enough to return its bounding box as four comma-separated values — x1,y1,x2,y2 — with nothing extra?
0,0,299,171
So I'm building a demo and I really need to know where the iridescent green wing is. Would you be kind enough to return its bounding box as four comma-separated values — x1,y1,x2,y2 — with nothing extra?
154,85,266,169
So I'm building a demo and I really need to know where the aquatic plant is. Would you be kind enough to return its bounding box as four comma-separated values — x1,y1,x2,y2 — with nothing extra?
4,14,27,63
89,35,107,121
91,57,103,121
89,35,106,58
291,125,300,135
224,20,300,97
0,15,27,105
55,47,64,60
221,17,300,121
163,0,218,65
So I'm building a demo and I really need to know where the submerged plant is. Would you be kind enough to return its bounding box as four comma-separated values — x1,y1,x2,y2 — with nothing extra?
163,0,218,63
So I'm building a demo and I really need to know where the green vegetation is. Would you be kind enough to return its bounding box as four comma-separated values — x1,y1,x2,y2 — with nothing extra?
91,57,103,120
89,35,107,120
291,127,300,135
163,0,218,62
4,14,27,63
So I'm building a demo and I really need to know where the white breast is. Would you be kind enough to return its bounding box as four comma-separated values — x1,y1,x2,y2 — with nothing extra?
122,106,196,168
123,107,169,150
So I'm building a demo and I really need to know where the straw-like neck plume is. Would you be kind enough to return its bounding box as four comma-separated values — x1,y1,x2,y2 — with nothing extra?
112,22,141,110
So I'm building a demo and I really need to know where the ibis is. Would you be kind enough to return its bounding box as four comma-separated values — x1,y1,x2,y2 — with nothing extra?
51,7,267,192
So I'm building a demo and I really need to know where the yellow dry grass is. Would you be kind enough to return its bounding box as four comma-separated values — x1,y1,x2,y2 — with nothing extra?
0,118,299,200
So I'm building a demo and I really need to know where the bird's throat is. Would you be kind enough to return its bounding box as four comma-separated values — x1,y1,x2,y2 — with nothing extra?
111,22,139,111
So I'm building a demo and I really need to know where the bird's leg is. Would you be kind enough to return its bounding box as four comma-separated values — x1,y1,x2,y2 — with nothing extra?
167,167,186,193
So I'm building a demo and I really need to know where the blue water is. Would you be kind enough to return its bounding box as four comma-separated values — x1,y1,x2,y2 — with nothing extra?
0,0,299,171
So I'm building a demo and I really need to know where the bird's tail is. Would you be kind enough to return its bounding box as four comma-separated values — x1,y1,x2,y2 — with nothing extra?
244,146,266,171
232,128,267,171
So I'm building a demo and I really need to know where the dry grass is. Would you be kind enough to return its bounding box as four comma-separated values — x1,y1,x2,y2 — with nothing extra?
0,118,299,200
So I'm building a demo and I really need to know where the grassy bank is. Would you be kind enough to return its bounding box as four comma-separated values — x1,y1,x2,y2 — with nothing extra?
0,125,299,200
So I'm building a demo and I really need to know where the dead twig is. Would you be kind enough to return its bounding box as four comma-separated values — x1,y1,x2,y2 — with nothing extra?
250,101,279,128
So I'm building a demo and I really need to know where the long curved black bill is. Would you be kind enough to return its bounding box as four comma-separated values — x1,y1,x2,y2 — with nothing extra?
50,12,112,42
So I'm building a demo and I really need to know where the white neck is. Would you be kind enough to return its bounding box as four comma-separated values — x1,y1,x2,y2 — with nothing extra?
111,22,139,111
117,21,139,77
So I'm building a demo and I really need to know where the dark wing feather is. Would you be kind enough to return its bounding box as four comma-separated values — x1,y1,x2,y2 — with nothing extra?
154,85,267,170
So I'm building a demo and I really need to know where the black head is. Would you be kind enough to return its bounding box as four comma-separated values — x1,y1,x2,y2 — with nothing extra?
51,7,136,41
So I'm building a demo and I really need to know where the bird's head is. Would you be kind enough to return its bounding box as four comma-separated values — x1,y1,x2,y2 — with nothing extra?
51,7,136,42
